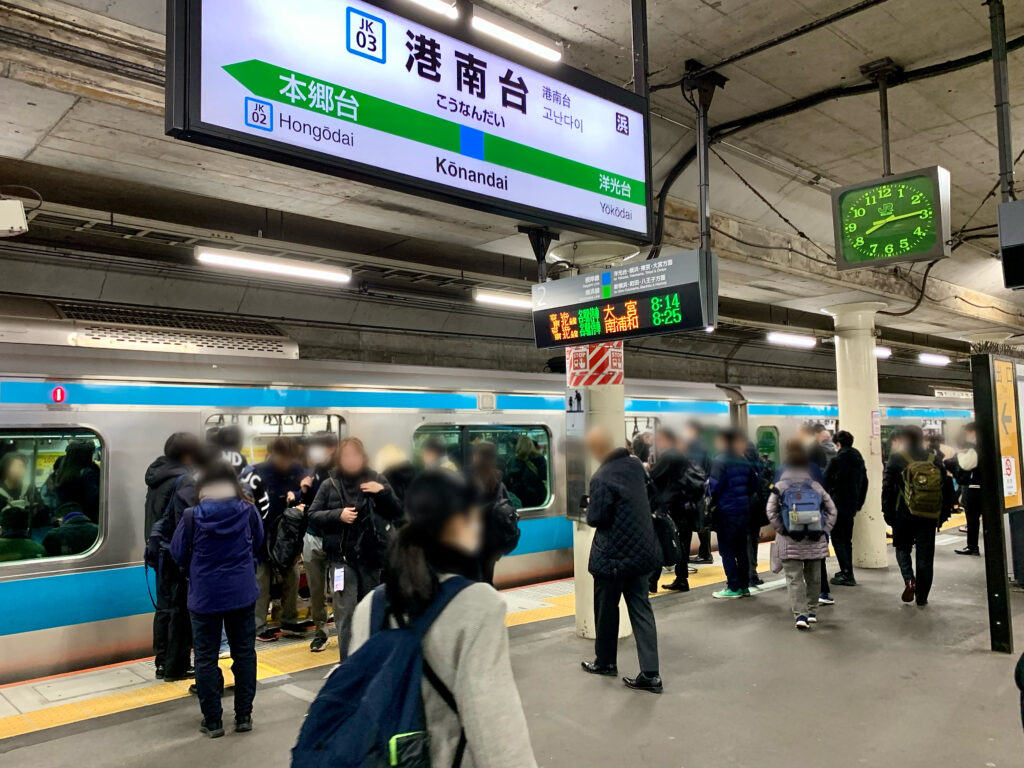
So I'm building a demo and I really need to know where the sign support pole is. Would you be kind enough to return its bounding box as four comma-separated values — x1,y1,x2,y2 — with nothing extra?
682,61,725,328
986,0,1015,203
860,58,901,178
518,225,558,284
971,353,1018,654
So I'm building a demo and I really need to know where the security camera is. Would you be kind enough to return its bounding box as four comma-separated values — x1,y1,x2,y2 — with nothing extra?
0,199,28,237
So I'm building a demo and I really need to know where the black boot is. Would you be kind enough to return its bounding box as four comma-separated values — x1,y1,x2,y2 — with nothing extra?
663,580,689,592
200,718,225,738
954,547,980,556
623,672,663,694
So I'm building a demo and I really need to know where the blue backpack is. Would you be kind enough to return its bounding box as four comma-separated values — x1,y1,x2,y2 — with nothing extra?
777,478,825,540
291,577,473,768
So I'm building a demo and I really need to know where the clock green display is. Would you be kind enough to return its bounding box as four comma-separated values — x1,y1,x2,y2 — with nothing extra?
838,175,937,264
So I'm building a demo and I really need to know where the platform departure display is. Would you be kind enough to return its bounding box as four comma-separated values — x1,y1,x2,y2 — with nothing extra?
531,254,707,349
167,0,651,241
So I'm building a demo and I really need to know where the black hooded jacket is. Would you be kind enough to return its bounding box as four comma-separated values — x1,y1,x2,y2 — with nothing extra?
586,448,661,578
307,469,402,567
143,456,189,545
823,446,869,517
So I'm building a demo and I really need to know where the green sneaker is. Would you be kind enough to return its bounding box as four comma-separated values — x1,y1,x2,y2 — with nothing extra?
712,588,744,599
739,588,751,597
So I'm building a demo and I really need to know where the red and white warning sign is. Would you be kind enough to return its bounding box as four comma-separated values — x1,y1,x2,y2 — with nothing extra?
566,341,624,387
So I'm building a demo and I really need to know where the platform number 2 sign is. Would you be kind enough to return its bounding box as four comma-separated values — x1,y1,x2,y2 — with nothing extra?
347,8,386,63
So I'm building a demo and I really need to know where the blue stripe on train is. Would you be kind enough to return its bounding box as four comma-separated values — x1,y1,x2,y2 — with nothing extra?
0,566,155,637
0,382,477,410
0,517,573,636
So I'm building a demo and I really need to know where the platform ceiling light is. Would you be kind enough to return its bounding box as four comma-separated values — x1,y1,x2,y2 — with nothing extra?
406,0,458,19
874,346,893,359
473,288,533,310
196,248,352,285
767,331,817,349
919,352,951,367
471,7,562,62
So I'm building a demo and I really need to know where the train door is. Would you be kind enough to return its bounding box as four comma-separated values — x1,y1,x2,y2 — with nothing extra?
755,425,780,476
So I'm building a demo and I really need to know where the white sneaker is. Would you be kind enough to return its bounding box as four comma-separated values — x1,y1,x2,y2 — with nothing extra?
807,614,818,624
795,615,809,630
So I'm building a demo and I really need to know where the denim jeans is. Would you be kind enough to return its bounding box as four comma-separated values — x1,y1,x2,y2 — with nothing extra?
190,604,257,724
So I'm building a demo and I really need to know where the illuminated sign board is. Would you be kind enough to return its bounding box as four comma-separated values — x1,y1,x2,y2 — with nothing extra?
167,0,651,241
531,252,709,348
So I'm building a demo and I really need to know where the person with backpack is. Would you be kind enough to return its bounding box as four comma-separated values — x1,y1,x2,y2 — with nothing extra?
467,440,520,586
648,428,703,593
170,461,263,738
147,436,210,682
295,470,538,768
249,437,307,643
307,436,402,662
767,441,838,630
683,420,714,565
709,429,759,600
882,426,955,606
301,431,338,653
580,426,663,694
823,430,869,586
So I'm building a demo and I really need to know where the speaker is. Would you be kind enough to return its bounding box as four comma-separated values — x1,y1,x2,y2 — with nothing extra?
998,199,1024,289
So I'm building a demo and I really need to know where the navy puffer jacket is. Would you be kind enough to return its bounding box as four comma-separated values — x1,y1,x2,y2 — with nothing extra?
170,497,263,614
586,449,660,578
708,451,757,519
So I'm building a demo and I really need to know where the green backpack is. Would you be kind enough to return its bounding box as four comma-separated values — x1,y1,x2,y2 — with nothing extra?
900,454,943,519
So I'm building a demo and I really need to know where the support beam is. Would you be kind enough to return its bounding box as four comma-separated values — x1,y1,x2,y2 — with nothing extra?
860,58,903,177
987,0,1015,203
518,226,558,284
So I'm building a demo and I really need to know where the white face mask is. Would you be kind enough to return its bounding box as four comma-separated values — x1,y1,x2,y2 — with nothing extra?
199,481,238,501
307,445,328,466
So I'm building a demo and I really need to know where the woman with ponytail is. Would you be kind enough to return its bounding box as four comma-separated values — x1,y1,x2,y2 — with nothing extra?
349,470,538,768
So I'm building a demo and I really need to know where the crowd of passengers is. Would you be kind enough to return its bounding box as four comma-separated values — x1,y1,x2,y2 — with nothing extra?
138,416,982,762
0,439,101,562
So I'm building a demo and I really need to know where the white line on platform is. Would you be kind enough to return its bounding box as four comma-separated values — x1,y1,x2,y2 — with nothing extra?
280,683,317,703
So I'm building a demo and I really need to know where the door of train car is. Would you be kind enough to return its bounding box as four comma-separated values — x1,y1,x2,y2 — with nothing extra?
409,410,567,587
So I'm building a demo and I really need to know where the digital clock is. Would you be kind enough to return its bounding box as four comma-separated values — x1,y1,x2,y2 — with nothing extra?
831,166,951,270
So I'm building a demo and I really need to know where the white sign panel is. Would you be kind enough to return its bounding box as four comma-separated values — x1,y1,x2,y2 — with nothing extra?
176,0,650,239
1004,456,1018,498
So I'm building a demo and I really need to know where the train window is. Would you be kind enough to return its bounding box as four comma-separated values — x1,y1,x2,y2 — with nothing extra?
0,428,103,564
755,426,780,476
203,414,345,465
411,425,552,510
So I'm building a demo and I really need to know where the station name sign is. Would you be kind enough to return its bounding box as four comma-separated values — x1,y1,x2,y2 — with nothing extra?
531,252,709,348
167,0,651,241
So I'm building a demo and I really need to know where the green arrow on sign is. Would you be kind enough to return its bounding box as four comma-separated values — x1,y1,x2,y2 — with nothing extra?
222,59,645,206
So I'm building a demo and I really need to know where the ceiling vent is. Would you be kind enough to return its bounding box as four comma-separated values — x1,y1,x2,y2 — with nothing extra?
0,298,298,359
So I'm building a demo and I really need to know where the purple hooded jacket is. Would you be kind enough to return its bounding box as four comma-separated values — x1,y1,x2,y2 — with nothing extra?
170,497,263,614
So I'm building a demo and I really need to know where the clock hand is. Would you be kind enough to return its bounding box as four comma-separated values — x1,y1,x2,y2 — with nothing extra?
864,210,927,235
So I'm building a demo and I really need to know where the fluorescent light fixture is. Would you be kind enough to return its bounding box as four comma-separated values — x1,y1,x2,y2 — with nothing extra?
471,8,562,62
473,288,533,310
196,248,352,285
406,0,458,19
919,352,951,367
874,346,892,359
767,331,817,349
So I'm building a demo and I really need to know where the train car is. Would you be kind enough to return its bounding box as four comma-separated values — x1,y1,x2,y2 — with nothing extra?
0,302,974,682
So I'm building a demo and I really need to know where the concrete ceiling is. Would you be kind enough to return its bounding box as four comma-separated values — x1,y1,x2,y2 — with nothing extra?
0,0,1021,343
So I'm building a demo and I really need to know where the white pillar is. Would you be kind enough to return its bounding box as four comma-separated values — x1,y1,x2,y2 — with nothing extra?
573,382,632,639
825,301,889,568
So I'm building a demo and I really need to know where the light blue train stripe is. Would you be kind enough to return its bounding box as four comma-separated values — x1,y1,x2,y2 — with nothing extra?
495,394,565,411
0,517,571,636
885,407,973,419
749,404,840,417
625,399,729,414
0,381,477,410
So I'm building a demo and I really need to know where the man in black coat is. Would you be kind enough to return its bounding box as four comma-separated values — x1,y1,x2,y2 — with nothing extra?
648,428,703,593
580,426,662,694
143,432,202,681
823,430,869,586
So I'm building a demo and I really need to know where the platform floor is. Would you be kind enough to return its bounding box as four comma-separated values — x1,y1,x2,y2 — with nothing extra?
3,519,1023,767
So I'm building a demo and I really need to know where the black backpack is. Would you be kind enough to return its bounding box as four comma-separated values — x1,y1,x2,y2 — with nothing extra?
652,510,682,567
487,496,521,556
270,506,307,573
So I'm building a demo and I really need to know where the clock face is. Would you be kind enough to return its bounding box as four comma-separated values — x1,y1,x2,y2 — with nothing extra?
838,175,937,264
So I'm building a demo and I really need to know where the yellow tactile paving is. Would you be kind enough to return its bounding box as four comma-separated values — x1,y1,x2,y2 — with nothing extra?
0,512,972,740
